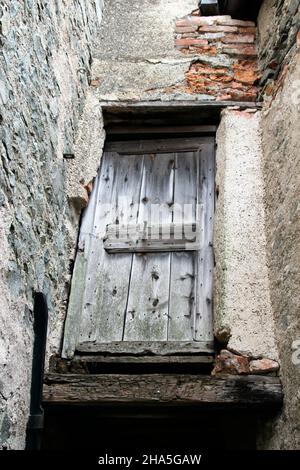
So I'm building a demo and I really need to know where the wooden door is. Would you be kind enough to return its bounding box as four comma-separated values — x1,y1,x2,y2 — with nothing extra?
62,137,215,358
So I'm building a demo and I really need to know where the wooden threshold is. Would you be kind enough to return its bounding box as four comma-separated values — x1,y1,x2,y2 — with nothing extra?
43,373,283,410
76,341,214,356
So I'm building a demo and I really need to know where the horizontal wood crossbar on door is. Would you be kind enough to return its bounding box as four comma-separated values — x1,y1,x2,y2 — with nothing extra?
103,223,201,253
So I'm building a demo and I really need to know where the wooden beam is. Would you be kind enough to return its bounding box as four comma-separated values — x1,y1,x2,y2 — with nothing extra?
76,341,214,355
104,137,210,154
106,125,217,135
43,374,283,409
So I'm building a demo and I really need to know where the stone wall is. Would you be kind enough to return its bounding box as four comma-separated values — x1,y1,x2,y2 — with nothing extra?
258,0,300,87
257,0,300,450
0,0,104,449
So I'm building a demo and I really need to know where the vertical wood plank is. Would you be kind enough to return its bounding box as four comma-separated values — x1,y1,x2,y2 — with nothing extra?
76,152,116,344
62,171,104,358
195,141,215,342
168,152,198,341
79,153,144,344
123,154,174,341
61,252,88,358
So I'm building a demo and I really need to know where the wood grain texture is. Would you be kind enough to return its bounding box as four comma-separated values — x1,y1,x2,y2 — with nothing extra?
76,341,214,355
107,125,217,135
123,153,174,341
168,152,199,341
103,223,199,253
195,142,215,342
94,154,145,343
43,373,283,409
105,138,209,154
63,137,215,358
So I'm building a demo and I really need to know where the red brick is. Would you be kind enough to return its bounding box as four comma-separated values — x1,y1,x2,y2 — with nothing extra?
249,359,280,374
212,350,250,375
231,81,245,89
216,93,232,101
226,89,258,101
221,44,257,57
199,25,238,33
175,38,208,47
175,25,197,33
188,45,217,55
216,18,255,27
210,74,233,83
190,64,229,75
175,19,191,27
233,59,258,71
238,27,257,35
221,34,255,44
181,33,198,38
234,68,260,85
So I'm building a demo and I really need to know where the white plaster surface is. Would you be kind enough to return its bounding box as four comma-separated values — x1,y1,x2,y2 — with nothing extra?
214,110,278,360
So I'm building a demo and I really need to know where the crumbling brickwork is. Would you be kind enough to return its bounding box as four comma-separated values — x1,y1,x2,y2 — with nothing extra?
175,14,260,101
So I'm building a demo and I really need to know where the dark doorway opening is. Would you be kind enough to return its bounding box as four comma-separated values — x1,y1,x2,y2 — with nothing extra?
42,405,262,450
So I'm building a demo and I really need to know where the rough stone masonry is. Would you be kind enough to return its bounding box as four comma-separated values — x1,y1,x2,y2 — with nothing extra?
0,0,104,449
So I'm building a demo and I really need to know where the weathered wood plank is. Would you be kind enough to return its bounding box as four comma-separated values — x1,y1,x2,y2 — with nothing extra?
105,138,208,154
75,154,116,346
123,154,174,341
76,341,214,355
74,355,214,364
93,153,144,344
62,172,104,358
43,374,283,409
62,253,88,359
103,223,200,253
168,152,199,341
168,253,196,341
195,142,215,343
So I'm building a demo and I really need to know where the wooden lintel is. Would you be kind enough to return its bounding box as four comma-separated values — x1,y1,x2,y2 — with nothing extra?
107,125,217,135
43,374,283,409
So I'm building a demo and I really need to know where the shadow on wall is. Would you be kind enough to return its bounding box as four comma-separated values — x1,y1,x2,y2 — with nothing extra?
217,0,263,21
